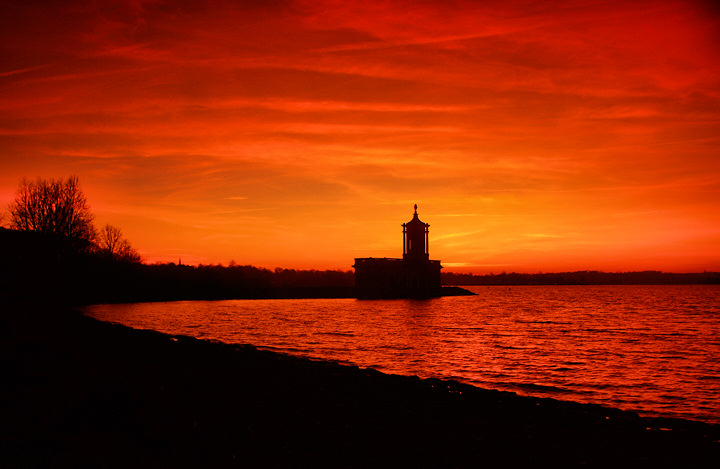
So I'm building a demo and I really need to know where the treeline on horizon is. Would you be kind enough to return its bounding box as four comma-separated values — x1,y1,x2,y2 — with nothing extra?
2,169,718,306
3,224,719,306
442,270,720,286
0,175,359,305
0,227,356,305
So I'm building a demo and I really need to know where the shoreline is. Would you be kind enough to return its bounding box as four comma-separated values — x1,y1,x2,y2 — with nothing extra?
2,304,719,468
60,286,476,305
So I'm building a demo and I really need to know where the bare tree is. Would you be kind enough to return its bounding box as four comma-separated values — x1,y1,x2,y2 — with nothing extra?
97,223,141,262
97,223,123,256
8,176,96,244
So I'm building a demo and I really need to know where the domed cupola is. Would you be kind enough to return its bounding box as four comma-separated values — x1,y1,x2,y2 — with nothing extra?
402,204,429,260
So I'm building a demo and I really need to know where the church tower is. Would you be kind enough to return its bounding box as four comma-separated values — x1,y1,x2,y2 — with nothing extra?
353,204,442,298
403,204,429,261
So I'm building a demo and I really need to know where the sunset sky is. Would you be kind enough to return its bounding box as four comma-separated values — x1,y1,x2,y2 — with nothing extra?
1,0,719,273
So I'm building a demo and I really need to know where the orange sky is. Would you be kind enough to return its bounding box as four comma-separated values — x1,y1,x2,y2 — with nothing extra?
1,0,719,273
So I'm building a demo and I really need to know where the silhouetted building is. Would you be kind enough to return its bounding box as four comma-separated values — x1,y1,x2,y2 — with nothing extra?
354,205,442,299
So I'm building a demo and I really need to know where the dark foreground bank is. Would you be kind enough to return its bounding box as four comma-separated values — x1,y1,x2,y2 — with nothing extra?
1,305,718,468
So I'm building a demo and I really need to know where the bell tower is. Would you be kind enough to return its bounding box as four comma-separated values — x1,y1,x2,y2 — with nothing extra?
402,204,429,261
354,203,443,298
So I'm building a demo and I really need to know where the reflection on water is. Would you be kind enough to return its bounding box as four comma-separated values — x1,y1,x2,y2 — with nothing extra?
83,285,720,424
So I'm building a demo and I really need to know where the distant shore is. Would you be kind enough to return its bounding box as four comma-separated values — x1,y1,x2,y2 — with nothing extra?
444,270,720,286
2,304,718,468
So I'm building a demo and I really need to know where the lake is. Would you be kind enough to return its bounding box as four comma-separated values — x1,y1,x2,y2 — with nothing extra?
82,285,720,424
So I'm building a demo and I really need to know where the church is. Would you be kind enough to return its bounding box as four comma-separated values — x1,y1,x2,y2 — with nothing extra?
353,205,442,299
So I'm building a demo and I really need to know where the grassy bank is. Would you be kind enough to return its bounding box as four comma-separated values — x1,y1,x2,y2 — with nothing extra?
1,304,718,468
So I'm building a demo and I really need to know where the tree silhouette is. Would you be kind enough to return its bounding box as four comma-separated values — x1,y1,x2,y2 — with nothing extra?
8,176,96,254
97,223,141,262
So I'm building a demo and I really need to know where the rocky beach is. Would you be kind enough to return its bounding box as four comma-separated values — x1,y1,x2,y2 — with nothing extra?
2,304,719,468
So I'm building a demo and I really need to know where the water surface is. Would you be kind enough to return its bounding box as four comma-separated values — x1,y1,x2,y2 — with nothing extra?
83,285,720,424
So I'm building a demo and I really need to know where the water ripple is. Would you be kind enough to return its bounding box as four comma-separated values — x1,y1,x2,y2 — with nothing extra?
83,285,720,424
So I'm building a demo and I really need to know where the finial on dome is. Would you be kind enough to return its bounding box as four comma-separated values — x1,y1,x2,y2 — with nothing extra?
414,204,418,214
